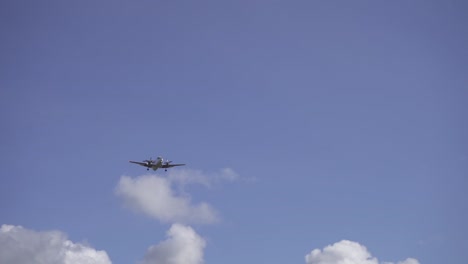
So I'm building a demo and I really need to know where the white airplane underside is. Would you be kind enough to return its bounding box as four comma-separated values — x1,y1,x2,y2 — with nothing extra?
129,156,185,171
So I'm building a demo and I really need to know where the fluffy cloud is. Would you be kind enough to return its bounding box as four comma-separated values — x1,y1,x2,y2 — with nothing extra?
141,224,205,264
116,175,218,224
0,225,111,264
305,240,378,264
305,240,419,264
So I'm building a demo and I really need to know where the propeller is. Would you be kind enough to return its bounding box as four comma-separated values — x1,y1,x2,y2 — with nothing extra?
144,157,153,165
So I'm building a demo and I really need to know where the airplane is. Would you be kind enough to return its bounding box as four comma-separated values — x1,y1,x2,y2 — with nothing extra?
129,156,185,171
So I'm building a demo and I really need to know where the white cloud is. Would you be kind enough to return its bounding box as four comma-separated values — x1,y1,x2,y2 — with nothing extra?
215,168,239,182
305,240,378,264
0,224,111,264
399,259,420,264
115,175,218,224
305,240,420,264
141,224,205,264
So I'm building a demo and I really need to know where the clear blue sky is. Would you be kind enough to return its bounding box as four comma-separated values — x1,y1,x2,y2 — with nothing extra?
1,1,467,264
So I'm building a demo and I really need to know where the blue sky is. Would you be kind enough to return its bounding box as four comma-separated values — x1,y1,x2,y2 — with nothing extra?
1,1,467,264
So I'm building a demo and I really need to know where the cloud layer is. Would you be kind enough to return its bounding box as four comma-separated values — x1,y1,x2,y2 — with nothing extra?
116,175,218,224
141,224,205,264
305,240,419,264
0,225,111,264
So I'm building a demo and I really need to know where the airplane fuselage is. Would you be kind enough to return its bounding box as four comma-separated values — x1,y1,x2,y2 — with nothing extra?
147,157,163,171
129,156,185,171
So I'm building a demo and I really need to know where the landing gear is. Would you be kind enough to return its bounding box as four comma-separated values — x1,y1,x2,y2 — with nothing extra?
165,169,167,172
147,168,149,171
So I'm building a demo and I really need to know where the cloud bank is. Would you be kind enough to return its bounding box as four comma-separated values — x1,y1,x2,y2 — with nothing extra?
116,175,218,224
0,224,111,264
141,224,205,264
115,169,239,262
305,240,419,264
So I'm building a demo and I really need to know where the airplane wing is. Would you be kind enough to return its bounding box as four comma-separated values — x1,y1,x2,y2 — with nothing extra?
129,161,148,166
162,163,186,168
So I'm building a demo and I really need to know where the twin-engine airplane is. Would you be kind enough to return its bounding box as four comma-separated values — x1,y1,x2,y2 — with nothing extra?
129,156,185,171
